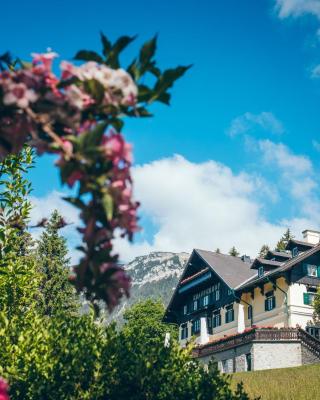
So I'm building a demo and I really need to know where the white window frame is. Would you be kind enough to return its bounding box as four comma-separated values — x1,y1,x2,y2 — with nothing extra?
307,264,318,277
258,266,264,277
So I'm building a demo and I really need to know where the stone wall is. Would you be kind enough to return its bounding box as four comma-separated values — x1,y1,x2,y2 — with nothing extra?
198,341,305,372
252,342,301,371
199,343,252,373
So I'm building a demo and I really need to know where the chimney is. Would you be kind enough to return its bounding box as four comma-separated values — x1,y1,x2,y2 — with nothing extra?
241,255,251,263
302,229,320,245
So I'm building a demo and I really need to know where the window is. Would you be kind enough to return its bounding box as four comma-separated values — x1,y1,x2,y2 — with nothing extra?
303,292,316,305
207,316,213,334
225,305,234,323
213,310,221,328
215,289,220,301
203,295,209,307
193,300,198,312
303,264,320,278
292,247,299,257
248,305,252,320
180,324,188,340
258,266,264,277
183,305,188,315
265,291,276,311
246,353,252,371
192,319,200,334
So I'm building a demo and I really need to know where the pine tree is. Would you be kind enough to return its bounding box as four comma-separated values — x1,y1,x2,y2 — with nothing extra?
259,244,270,259
37,210,79,316
276,228,294,252
215,248,221,254
229,246,239,257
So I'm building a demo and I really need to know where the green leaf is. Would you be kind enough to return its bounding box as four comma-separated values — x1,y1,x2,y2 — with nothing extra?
100,32,112,58
74,50,104,63
78,122,107,150
107,35,137,69
83,79,105,103
110,118,124,132
139,35,157,67
137,84,153,103
154,65,192,96
102,193,113,220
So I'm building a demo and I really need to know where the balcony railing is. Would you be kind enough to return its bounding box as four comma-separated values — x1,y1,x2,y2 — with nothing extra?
193,328,308,358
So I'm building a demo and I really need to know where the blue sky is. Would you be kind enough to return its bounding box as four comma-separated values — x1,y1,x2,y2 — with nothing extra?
2,0,320,261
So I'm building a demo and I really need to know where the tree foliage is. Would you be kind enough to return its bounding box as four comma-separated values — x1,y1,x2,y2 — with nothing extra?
259,244,270,259
229,246,240,257
276,228,294,252
36,210,79,316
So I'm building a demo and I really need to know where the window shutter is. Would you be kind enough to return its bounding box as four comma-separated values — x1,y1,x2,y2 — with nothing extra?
303,293,310,305
317,266,320,278
218,314,221,326
231,309,234,322
225,313,228,324
272,296,276,309
265,299,268,311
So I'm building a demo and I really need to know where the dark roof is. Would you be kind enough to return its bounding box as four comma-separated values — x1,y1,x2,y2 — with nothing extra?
285,239,314,251
237,243,320,291
265,250,291,260
250,258,283,270
180,267,210,285
195,249,256,289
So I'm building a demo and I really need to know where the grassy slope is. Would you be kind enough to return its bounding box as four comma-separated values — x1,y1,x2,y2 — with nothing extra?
231,364,320,400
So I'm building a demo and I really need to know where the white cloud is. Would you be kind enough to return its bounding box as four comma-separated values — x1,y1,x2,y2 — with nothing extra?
275,0,320,20
258,139,320,221
258,139,312,175
312,139,320,151
227,112,284,137
311,64,320,78
114,155,288,261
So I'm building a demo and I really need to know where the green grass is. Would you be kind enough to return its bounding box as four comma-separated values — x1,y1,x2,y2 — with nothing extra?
231,364,320,400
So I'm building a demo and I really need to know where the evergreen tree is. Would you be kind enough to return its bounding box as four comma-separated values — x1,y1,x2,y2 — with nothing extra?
259,244,270,259
229,246,240,257
37,210,79,316
215,248,221,254
276,228,294,252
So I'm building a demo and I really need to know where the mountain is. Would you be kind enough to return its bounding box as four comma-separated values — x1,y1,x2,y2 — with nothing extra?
110,251,189,322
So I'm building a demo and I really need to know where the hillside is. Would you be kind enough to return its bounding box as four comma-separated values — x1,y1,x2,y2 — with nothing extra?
231,364,320,400
110,251,189,322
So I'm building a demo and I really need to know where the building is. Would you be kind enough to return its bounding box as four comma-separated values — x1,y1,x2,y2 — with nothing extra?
163,229,320,372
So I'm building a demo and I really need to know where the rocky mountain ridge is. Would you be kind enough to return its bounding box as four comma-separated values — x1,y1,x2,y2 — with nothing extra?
110,251,189,322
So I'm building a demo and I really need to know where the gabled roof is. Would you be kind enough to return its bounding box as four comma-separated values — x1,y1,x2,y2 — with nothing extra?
236,243,320,291
265,250,291,261
195,249,256,289
163,249,256,322
250,257,283,270
285,238,314,251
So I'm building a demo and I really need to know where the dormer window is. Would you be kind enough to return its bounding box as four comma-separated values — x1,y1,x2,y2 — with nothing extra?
258,266,264,277
292,247,299,257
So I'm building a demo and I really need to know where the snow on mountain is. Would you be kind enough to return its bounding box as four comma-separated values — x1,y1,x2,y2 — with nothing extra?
109,251,189,322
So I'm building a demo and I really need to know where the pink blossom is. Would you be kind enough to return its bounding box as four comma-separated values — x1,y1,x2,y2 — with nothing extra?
66,170,84,187
3,82,38,109
0,378,9,400
65,85,94,110
32,51,58,72
102,132,132,165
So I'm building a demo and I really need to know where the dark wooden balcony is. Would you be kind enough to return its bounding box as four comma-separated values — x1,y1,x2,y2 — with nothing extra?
193,327,320,358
